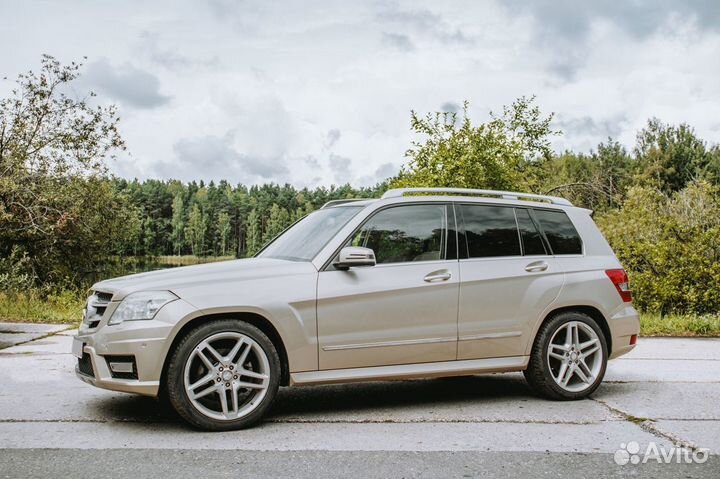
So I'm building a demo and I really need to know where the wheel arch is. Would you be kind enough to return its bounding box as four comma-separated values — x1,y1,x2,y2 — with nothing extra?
159,312,291,390
531,305,612,357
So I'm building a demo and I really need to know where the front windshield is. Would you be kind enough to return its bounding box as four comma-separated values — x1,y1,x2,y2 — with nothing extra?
258,205,364,261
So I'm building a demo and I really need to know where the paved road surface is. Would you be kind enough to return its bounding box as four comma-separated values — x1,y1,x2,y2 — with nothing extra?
0,324,717,477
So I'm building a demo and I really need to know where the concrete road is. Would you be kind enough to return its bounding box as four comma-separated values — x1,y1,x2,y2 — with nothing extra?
0,326,718,478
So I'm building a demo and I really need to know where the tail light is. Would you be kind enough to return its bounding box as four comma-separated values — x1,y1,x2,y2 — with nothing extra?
605,269,632,302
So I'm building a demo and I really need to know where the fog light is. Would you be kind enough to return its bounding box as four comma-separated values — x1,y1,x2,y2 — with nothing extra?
105,355,138,379
108,362,134,373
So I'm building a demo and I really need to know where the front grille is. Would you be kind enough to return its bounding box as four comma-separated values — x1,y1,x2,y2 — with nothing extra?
83,290,112,328
78,353,94,377
95,291,113,302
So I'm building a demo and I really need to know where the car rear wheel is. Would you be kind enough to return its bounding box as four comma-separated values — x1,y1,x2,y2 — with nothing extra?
166,319,280,431
524,311,608,400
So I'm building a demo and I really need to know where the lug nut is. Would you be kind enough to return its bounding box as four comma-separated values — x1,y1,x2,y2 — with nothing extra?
229,365,234,370
225,382,230,387
233,375,238,379
219,367,223,371
216,378,221,382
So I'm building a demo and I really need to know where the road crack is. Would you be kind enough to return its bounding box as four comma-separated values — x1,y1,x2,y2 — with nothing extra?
591,397,702,452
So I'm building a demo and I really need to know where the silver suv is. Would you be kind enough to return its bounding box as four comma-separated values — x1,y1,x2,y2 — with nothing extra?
73,187,640,430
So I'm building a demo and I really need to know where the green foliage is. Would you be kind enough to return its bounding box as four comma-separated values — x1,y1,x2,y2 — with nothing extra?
185,203,207,256
262,204,291,244
598,182,720,314
640,312,720,337
394,97,559,191
244,209,262,257
634,118,717,193
541,140,632,212
0,56,133,286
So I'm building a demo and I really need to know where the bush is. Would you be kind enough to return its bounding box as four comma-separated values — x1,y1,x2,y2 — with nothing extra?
597,181,720,314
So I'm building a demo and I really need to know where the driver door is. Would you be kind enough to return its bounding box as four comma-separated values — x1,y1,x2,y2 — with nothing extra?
316,203,459,370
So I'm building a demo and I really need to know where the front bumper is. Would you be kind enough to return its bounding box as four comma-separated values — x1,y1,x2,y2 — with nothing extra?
73,299,198,397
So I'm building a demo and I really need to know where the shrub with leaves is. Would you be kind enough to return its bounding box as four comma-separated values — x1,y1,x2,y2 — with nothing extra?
597,181,720,314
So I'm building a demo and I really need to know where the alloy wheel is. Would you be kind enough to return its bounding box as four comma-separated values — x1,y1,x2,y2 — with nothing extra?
183,331,271,421
546,320,603,393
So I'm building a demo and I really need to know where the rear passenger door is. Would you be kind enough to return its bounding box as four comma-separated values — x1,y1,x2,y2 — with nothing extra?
456,203,565,360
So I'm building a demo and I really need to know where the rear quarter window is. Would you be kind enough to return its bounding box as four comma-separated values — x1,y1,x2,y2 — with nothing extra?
533,209,583,255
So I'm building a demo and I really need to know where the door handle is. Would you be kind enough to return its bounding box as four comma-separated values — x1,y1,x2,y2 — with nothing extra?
424,270,452,282
525,261,549,273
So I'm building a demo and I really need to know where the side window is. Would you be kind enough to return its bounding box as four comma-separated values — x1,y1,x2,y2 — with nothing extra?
460,204,521,258
349,204,447,264
533,209,583,255
515,208,547,256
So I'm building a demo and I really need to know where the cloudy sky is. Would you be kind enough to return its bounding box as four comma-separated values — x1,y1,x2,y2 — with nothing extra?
1,0,719,187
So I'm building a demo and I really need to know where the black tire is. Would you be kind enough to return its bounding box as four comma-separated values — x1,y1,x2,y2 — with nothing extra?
523,311,608,400
166,319,281,431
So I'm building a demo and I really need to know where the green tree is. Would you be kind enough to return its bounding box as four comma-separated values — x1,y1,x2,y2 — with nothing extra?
184,203,206,256
217,211,231,256
634,119,712,193
170,193,185,255
597,181,720,314
262,204,290,244
245,209,262,256
0,55,127,286
393,97,559,191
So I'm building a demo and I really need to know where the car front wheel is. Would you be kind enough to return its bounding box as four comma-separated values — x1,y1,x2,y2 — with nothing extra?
524,311,608,400
166,319,281,431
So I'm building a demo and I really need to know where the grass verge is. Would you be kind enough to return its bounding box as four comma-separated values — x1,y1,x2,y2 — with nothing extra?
639,312,720,337
0,290,83,325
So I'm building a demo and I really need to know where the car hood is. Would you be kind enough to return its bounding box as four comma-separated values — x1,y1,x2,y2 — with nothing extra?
92,257,318,301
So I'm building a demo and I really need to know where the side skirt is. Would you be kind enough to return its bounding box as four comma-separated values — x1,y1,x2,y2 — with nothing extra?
289,356,529,386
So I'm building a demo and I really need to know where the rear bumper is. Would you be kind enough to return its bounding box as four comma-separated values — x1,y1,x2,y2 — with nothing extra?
608,305,641,359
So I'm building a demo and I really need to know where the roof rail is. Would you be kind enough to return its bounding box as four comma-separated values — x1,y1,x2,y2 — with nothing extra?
321,198,369,209
381,187,573,206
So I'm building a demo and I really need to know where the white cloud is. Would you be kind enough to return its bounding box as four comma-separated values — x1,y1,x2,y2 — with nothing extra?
1,0,718,186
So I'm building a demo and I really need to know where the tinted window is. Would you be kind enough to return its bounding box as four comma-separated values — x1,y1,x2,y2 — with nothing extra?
534,209,582,255
460,204,521,258
516,209,547,255
349,205,447,264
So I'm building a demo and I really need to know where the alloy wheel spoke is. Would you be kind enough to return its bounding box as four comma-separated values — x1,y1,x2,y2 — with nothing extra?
578,358,594,379
196,347,217,371
218,389,230,418
205,344,224,363
229,387,239,416
236,380,266,390
549,343,567,361
572,323,581,349
191,383,218,400
239,368,268,381
579,338,598,352
225,339,245,364
188,372,215,392
234,342,252,368
564,324,573,347
574,362,591,383
555,362,569,384
560,364,574,386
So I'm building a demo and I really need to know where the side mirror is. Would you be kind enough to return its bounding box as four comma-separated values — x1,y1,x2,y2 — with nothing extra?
333,246,376,270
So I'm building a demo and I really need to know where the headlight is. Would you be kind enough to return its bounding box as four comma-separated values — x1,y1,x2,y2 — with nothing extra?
108,291,178,325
